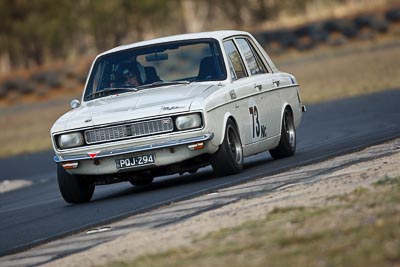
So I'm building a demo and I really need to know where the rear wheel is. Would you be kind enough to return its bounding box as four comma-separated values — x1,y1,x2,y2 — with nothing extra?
270,109,296,159
211,119,243,176
57,165,95,204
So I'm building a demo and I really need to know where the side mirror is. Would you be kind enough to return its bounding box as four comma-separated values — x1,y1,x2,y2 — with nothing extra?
70,99,81,109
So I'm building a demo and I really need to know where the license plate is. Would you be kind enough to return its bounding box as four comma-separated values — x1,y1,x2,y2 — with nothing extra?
116,154,155,169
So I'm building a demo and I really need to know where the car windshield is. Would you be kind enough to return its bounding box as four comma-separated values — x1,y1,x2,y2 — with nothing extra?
84,39,227,101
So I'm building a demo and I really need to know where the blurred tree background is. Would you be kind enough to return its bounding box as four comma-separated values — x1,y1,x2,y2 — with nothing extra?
0,0,398,157
0,0,391,73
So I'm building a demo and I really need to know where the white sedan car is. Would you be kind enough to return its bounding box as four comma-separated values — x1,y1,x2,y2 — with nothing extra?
51,30,305,203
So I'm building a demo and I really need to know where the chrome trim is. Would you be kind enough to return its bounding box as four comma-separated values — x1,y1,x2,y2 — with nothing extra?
52,110,205,152
207,84,299,112
54,132,214,163
70,99,81,109
84,117,174,144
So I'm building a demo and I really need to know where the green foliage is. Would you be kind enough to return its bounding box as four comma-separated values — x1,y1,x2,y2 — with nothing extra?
0,0,377,70
0,0,78,66
0,0,170,68
374,176,400,187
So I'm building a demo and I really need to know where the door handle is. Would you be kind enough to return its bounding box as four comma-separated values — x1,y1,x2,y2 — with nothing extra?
254,84,262,90
229,90,237,100
273,80,280,87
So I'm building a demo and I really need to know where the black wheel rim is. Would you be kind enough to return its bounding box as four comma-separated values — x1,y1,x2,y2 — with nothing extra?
284,112,295,148
227,125,243,164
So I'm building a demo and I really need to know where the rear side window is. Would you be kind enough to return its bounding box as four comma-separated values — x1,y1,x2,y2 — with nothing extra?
223,40,247,80
236,38,267,75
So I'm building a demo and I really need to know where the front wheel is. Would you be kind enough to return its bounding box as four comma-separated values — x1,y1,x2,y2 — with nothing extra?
57,165,95,204
269,109,296,159
211,119,243,176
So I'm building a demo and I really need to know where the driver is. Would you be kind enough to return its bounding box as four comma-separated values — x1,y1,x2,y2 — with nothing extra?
118,62,146,87
123,68,140,87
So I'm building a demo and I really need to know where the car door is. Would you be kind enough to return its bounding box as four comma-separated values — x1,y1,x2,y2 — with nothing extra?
234,37,282,148
222,39,258,147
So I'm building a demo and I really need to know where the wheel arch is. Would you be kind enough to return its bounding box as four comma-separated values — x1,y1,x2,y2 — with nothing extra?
216,112,240,146
279,104,294,135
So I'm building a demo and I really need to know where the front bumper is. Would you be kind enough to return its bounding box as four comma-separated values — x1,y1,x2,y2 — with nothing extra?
54,132,215,175
54,132,214,163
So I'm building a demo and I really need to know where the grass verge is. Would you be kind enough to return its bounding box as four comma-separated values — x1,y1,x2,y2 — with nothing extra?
275,36,400,104
0,102,70,157
108,176,400,267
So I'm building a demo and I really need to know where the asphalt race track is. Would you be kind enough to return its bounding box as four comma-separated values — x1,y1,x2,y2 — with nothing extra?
0,89,399,257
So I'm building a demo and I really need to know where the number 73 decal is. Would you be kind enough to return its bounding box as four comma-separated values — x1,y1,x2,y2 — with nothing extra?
249,105,267,139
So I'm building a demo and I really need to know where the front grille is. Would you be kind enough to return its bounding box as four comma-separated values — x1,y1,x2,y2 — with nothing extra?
84,117,174,144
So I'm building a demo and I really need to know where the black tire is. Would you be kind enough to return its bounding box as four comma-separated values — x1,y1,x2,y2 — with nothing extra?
57,165,95,204
270,109,296,159
371,19,389,33
386,8,400,22
211,119,243,176
0,84,7,98
354,14,375,28
293,23,329,50
129,176,154,186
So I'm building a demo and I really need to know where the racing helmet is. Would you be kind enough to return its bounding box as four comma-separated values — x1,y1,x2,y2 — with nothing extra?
117,61,146,85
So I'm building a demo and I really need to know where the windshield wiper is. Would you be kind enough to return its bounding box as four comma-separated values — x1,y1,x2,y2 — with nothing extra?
137,81,191,89
86,87,138,99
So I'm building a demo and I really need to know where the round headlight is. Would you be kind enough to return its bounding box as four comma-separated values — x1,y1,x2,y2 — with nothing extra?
175,114,201,130
58,132,84,149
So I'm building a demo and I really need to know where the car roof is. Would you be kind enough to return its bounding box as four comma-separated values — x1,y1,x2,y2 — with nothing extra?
100,30,251,56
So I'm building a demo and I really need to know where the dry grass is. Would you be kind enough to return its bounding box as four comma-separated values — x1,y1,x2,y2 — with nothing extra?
275,36,400,104
258,0,395,30
109,177,400,267
0,102,71,157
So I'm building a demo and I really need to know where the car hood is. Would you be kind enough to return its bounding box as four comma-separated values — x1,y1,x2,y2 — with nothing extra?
53,83,219,132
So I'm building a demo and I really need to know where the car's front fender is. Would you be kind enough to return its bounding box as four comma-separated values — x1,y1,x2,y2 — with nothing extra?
206,109,238,148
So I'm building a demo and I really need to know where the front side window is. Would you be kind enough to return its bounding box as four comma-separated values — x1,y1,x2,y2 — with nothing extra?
223,40,247,80
84,39,226,101
236,38,267,75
